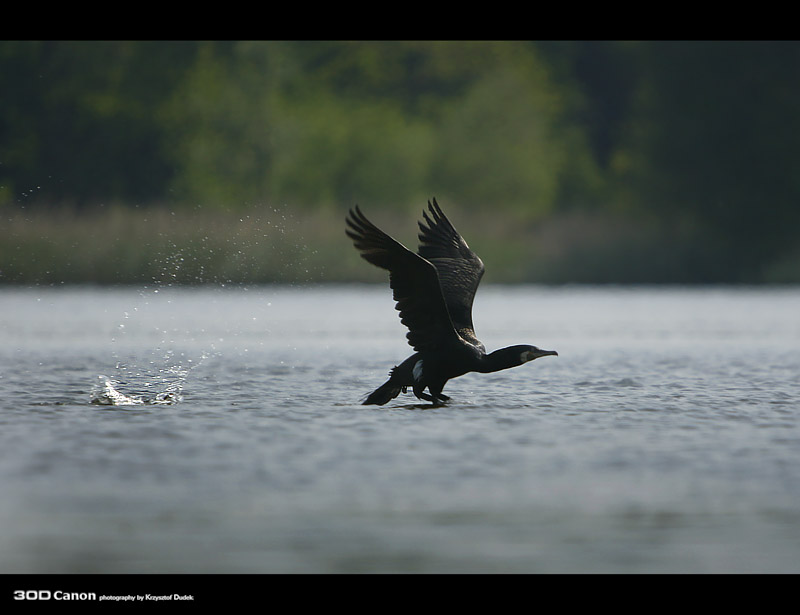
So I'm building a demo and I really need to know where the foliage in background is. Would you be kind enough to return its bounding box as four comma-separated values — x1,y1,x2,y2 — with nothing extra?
1,41,799,283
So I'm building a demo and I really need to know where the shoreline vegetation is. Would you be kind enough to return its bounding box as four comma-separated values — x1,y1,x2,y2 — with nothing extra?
3,42,800,286
3,205,799,287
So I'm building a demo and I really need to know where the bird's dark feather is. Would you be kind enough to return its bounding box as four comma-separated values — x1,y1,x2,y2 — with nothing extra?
345,205,457,352
417,198,485,349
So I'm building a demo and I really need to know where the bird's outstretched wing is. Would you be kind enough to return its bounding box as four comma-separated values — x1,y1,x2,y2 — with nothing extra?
417,199,485,349
346,205,457,352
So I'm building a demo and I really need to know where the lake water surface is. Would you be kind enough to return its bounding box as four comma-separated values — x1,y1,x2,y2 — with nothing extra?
1,284,799,573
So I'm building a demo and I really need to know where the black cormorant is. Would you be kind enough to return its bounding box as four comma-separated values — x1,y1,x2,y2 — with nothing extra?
346,198,557,406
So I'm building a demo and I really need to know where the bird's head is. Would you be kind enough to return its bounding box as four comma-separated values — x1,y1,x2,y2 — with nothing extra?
519,345,558,363
481,344,558,373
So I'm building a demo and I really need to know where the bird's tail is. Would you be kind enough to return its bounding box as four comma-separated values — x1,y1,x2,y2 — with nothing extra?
362,379,403,405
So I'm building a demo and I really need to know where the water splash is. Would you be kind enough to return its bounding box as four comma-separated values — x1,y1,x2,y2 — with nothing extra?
94,246,215,406
91,375,146,406
91,368,183,406
91,355,210,406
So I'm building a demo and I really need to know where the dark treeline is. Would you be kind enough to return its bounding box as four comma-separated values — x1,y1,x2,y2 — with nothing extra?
2,41,799,284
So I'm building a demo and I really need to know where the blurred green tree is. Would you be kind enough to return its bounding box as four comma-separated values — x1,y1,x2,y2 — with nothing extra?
161,41,585,217
616,41,800,280
0,41,197,207
4,40,799,282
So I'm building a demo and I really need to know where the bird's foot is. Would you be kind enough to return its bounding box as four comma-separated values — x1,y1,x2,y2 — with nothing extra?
417,391,450,406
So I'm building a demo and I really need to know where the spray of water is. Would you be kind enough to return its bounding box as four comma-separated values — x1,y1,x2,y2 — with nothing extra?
91,358,208,406
89,206,314,406
91,229,214,406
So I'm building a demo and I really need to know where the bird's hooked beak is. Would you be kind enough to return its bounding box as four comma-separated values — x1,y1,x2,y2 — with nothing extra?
521,347,558,363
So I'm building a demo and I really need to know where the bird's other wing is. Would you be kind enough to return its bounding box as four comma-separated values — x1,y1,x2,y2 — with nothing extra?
417,198,485,349
346,205,457,352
